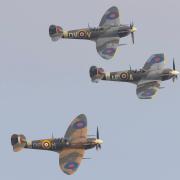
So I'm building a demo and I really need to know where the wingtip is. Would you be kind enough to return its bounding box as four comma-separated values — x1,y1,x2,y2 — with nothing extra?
76,114,87,121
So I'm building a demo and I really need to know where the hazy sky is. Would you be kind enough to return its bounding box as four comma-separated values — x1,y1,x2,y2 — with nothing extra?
0,0,180,179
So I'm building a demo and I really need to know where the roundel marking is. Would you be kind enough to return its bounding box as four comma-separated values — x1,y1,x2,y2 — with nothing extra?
107,12,119,19
64,162,79,170
73,120,87,129
120,72,128,80
78,31,86,38
56,26,62,33
103,48,115,55
144,89,154,96
42,140,51,149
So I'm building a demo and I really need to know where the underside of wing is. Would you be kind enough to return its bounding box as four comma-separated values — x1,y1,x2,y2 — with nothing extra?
143,54,165,71
64,114,87,143
136,81,161,99
96,37,119,60
99,6,120,27
59,148,85,175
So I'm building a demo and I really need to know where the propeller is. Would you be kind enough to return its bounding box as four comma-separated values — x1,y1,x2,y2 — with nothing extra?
172,58,178,82
130,22,136,44
173,58,176,71
96,127,101,150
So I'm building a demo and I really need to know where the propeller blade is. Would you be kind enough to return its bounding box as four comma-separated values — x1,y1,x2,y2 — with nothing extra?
130,22,135,44
130,22,134,29
172,77,175,83
173,58,176,70
95,126,102,150
172,58,179,82
96,144,101,151
131,32,135,44
97,126,99,139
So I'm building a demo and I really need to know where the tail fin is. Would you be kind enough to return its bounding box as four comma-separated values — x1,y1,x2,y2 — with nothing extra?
11,134,26,152
89,66,105,82
49,25,64,41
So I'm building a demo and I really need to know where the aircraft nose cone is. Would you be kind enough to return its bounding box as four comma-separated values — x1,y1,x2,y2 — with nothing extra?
171,70,179,75
95,139,103,144
131,26,137,33
176,70,179,75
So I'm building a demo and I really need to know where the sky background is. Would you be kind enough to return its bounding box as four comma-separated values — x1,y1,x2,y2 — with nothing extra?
0,0,180,179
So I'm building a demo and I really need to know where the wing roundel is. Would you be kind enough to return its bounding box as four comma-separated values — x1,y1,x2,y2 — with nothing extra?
59,148,85,175
99,6,120,27
143,54,165,71
136,81,160,99
96,37,119,60
64,114,87,143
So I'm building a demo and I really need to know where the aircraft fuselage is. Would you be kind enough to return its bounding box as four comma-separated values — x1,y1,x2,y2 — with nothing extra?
24,137,100,152
63,26,131,40
49,25,131,41
93,68,176,84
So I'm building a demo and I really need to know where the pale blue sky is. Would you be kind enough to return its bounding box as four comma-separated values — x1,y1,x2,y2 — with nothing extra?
0,0,180,179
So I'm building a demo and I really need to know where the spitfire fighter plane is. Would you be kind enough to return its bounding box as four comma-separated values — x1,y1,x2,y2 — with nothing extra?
11,114,103,175
89,54,179,99
49,6,137,60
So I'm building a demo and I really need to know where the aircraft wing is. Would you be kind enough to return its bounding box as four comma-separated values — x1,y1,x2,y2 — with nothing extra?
96,37,119,60
143,54,165,71
99,6,120,27
136,81,161,99
64,114,87,143
59,148,85,175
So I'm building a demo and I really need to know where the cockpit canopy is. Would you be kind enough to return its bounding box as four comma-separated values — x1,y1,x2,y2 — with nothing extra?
57,138,70,145
131,69,146,73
